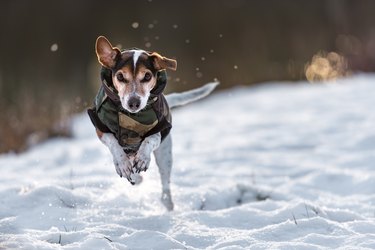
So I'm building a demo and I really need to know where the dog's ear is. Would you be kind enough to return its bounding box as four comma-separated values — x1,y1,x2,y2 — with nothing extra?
151,52,177,71
95,36,120,68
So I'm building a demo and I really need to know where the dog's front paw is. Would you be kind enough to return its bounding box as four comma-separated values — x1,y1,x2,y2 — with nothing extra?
133,152,151,173
113,154,134,183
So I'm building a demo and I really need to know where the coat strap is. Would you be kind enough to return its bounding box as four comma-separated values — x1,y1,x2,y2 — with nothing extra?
102,79,121,105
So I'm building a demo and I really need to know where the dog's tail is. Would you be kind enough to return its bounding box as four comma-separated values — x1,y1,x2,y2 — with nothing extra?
165,82,219,109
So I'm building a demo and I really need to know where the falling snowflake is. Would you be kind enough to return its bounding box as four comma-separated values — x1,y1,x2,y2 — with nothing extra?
132,22,139,29
50,43,58,52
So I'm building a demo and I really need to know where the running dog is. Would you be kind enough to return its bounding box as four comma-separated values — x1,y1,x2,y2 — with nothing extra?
88,36,218,210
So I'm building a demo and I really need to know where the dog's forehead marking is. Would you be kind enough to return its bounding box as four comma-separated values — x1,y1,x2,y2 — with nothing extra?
130,49,147,70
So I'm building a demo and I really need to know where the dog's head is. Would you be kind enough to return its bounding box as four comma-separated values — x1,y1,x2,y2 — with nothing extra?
95,36,177,113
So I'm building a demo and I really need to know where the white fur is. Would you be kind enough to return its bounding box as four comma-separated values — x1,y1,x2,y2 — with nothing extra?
139,92,150,112
131,50,145,70
100,133,132,181
134,132,161,172
121,94,131,112
99,132,163,186
153,134,174,210
121,92,147,114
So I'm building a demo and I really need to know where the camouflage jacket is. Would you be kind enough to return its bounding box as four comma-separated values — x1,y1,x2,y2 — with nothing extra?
87,67,172,154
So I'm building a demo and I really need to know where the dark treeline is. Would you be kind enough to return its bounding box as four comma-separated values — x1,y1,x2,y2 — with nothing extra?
1,0,375,152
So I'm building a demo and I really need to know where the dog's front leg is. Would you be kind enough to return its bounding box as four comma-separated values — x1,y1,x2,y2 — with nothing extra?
97,130,133,183
134,133,161,173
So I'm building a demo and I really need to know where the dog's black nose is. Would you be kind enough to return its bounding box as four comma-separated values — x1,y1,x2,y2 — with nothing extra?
128,96,141,109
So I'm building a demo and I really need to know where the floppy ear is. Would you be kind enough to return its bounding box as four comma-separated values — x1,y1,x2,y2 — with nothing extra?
151,52,177,71
95,36,121,68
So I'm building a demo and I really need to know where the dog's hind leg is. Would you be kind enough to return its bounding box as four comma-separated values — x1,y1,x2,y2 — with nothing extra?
154,134,174,211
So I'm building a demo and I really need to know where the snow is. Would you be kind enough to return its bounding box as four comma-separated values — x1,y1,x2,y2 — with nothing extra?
1,75,375,249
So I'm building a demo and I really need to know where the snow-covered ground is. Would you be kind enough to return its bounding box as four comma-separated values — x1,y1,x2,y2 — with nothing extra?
1,75,375,249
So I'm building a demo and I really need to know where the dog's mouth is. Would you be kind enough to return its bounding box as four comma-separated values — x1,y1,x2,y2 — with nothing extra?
125,107,142,113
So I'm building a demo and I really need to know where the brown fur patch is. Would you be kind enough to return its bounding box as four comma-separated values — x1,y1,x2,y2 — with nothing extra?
113,66,133,98
151,52,177,71
96,129,104,138
135,65,157,96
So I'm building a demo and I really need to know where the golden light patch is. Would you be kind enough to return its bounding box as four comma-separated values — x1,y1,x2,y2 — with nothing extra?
305,51,350,83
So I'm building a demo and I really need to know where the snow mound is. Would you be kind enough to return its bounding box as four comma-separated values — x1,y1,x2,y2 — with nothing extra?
1,75,375,249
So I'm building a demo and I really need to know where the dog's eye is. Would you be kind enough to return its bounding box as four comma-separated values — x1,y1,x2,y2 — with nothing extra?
143,72,152,82
116,73,125,82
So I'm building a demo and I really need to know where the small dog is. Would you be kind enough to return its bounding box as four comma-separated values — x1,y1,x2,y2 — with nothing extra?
88,36,217,210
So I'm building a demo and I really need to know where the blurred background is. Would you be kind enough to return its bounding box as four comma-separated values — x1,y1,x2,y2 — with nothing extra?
1,0,375,153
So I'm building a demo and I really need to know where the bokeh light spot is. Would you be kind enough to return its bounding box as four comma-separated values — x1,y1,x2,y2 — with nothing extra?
50,43,58,52
132,22,139,29
305,51,350,82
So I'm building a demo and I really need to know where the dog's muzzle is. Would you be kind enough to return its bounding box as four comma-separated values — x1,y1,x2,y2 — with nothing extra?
127,96,141,111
